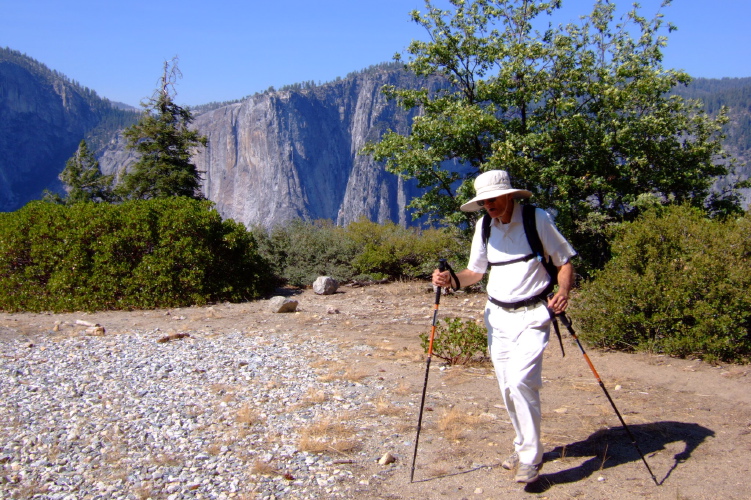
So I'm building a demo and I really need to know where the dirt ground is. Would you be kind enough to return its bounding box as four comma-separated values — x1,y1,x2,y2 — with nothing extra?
2,281,750,499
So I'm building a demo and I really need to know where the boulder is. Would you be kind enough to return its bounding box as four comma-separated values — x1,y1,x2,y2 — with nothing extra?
313,276,338,295
268,296,298,313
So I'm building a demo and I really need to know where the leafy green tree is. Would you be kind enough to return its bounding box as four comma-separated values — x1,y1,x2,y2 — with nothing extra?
44,140,114,204
364,0,741,272
117,57,208,200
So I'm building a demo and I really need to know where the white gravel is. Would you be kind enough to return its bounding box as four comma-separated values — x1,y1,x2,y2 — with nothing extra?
0,328,394,499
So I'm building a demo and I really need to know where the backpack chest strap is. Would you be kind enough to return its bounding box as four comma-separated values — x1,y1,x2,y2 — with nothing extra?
488,253,537,266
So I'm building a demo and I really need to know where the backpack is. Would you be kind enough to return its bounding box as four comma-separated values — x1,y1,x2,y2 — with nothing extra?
481,204,558,295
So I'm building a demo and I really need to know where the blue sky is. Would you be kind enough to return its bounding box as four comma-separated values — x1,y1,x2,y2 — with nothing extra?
1,0,749,108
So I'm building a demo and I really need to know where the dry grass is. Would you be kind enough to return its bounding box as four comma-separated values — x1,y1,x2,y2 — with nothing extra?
236,405,258,426
394,346,421,362
315,361,369,383
206,442,223,456
102,446,125,465
297,416,361,454
152,453,181,467
394,381,412,396
437,406,483,441
395,419,414,434
376,396,403,416
251,459,279,475
428,466,450,478
304,387,327,404
211,383,232,395
439,366,474,383
132,481,157,500
265,378,281,390
343,365,369,382
287,387,328,411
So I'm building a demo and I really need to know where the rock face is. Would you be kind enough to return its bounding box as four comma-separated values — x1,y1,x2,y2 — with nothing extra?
0,48,136,211
0,58,95,210
185,68,436,229
99,67,441,229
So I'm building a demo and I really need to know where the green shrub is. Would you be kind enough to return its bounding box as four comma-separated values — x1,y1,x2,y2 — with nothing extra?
420,316,488,365
253,219,359,287
0,199,276,312
345,219,464,280
254,218,464,287
573,205,751,363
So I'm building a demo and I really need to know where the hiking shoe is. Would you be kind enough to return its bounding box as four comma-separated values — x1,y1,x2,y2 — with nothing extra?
514,462,542,483
502,452,519,470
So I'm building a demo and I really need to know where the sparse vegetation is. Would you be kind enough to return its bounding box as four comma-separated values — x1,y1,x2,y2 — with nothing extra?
437,407,482,441
420,316,488,365
296,417,360,454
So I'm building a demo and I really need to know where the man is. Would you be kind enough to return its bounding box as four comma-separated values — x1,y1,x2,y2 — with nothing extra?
432,170,576,484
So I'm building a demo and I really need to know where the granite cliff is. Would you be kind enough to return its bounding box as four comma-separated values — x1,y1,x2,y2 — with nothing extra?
187,68,434,229
99,67,436,229
0,48,136,211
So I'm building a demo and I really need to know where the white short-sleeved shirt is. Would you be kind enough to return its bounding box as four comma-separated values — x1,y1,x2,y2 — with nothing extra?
467,201,577,302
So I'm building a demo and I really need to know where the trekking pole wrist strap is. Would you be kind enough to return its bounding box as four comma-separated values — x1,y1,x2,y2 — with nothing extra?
444,261,461,291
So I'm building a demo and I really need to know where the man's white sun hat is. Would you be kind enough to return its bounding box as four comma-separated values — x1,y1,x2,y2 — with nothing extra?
460,170,533,212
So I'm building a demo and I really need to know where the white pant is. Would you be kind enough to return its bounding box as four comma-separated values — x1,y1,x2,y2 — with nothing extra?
485,301,550,466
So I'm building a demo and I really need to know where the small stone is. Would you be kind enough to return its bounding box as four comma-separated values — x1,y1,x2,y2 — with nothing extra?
85,326,106,336
378,452,396,465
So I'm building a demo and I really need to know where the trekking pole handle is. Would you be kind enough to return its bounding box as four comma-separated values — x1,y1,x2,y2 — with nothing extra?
428,259,448,356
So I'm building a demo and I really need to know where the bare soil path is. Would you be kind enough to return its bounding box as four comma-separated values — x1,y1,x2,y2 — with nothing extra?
2,281,750,499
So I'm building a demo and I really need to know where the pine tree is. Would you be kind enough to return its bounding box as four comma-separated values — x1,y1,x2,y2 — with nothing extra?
44,140,114,204
117,57,208,200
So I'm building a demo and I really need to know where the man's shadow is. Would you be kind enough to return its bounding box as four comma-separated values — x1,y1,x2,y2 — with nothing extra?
525,421,714,493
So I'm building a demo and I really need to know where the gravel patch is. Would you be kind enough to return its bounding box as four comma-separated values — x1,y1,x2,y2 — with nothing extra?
0,329,392,499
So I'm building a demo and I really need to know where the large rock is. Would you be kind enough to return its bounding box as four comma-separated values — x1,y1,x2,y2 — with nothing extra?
0,49,125,211
268,296,298,313
313,276,338,295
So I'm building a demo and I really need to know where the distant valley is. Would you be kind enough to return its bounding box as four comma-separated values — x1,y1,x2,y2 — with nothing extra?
1,47,749,228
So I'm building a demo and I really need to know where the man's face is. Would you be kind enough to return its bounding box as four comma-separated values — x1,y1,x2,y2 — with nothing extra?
482,194,513,221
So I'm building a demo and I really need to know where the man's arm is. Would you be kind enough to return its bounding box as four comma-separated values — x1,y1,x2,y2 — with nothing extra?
547,261,574,314
432,268,484,290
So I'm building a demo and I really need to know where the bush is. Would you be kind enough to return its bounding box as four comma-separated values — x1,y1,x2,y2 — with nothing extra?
0,199,276,312
253,219,359,287
420,316,488,365
345,219,464,280
573,205,751,363
254,218,464,286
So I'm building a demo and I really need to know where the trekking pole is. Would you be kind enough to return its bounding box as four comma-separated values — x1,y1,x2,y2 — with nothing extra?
557,313,659,486
410,259,447,483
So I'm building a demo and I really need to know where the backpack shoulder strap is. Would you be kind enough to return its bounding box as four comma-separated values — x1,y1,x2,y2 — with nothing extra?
481,213,492,249
522,204,544,261
522,204,558,288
